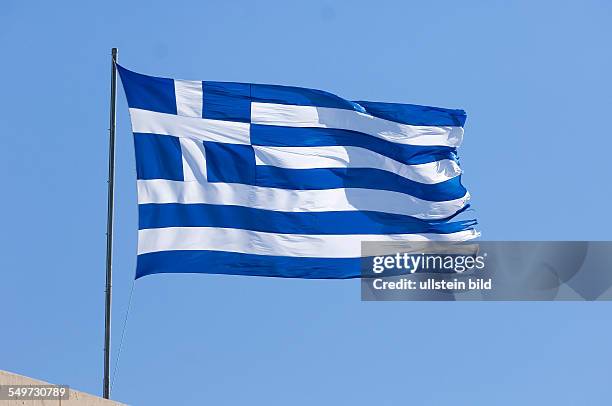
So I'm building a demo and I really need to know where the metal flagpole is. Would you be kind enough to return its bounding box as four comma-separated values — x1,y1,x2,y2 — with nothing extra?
104,47,118,399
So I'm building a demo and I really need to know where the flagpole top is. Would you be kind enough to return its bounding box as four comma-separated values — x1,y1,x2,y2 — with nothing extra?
111,48,118,61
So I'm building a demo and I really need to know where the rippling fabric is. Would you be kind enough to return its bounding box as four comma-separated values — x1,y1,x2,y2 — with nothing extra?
117,65,478,279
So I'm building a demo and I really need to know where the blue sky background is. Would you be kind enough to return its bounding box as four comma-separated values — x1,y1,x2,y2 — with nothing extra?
1,0,611,404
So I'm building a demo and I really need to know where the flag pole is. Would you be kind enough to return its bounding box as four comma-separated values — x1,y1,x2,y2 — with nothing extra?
103,47,118,399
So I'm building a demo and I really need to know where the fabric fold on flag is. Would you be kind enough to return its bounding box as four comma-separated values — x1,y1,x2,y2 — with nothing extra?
117,65,478,279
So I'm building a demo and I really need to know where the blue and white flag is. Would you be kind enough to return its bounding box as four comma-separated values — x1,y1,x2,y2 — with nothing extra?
117,65,478,279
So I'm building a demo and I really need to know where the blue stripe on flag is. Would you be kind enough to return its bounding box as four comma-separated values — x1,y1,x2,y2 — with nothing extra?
355,100,467,127
251,83,359,111
136,250,362,279
254,168,467,201
138,203,477,234
250,125,457,165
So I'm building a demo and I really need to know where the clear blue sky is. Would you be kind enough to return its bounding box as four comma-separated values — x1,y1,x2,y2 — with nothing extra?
1,0,611,404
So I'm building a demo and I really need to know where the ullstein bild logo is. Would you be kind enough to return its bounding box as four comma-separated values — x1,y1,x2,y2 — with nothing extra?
371,252,487,274
367,252,492,293
363,242,612,301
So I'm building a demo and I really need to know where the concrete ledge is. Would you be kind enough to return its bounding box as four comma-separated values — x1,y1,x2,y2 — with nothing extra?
0,370,125,406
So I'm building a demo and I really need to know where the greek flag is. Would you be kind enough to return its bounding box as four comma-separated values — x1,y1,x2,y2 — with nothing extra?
117,65,478,279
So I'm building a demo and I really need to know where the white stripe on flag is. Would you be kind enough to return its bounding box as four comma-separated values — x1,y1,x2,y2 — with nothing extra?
250,102,463,147
253,145,461,184
179,138,207,182
174,80,203,118
137,180,470,220
129,108,250,144
138,227,480,256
